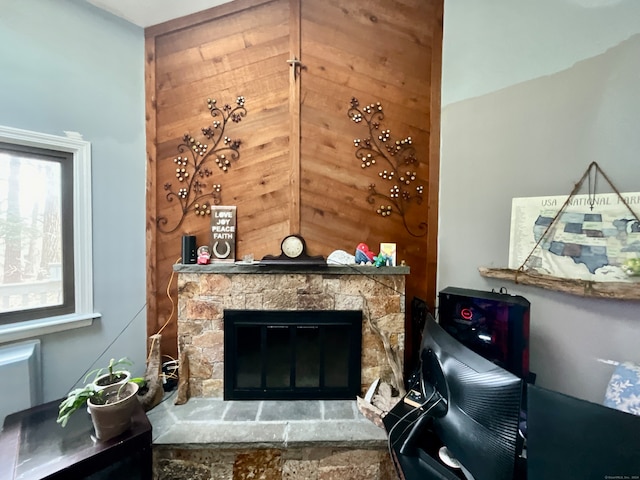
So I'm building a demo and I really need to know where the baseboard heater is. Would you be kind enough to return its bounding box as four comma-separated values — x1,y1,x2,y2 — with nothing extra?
0,339,42,427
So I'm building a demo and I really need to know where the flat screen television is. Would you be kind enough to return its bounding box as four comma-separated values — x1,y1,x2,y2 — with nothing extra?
527,385,640,480
438,286,531,380
396,314,524,480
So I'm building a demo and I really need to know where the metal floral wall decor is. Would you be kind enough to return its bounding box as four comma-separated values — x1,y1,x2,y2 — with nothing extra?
347,97,427,237
157,96,247,234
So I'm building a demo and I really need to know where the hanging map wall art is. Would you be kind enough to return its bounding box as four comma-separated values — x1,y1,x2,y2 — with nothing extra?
509,191,640,283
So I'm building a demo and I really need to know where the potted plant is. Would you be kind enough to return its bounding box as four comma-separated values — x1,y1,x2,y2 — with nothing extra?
86,357,133,390
57,379,143,441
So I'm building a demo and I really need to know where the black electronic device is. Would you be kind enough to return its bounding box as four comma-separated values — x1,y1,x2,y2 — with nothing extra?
527,385,640,480
181,235,197,264
386,314,525,480
438,286,531,380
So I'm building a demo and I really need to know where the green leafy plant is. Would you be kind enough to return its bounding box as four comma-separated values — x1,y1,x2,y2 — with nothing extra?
57,384,101,427
57,377,146,428
85,357,133,386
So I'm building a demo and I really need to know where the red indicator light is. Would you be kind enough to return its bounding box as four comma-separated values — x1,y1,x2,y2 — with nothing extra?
460,308,473,320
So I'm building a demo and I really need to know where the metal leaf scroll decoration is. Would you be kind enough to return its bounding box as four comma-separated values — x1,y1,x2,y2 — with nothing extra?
347,97,427,237
157,96,247,234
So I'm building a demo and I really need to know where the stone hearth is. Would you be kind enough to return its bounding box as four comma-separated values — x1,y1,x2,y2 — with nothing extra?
174,264,409,398
149,398,394,480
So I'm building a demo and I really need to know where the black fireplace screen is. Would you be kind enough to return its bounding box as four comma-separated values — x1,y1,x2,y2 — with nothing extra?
224,310,362,400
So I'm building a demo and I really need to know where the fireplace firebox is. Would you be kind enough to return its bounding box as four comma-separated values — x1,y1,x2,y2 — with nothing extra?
224,310,362,400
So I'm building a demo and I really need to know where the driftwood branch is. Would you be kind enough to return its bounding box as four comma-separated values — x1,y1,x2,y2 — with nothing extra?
479,267,640,301
174,349,190,405
360,293,406,396
138,334,164,411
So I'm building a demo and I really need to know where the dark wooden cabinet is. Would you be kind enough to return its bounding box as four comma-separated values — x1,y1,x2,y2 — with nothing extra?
0,398,152,480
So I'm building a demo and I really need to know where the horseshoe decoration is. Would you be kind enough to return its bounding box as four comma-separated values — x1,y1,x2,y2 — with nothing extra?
213,241,231,259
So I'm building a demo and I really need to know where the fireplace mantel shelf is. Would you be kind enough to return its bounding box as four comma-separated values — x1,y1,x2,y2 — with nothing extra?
174,263,409,275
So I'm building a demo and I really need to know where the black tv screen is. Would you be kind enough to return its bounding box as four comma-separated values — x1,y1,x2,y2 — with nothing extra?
438,287,530,379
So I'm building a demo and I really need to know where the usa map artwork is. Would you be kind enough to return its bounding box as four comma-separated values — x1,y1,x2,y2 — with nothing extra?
509,192,640,282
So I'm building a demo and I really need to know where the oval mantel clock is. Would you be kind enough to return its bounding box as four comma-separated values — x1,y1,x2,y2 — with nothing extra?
259,234,326,266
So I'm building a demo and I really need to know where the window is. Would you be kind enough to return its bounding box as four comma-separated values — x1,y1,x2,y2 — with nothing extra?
0,126,97,339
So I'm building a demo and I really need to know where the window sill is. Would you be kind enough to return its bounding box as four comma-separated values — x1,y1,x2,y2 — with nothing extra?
0,312,101,344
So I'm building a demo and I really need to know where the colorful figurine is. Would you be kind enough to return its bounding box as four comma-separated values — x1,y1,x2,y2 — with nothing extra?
197,245,211,265
373,253,391,267
355,243,375,264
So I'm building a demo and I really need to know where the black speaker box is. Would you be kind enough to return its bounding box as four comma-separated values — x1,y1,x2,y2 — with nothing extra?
181,235,197,264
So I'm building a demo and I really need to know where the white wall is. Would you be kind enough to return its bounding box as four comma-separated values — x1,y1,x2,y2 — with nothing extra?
0,0,146,409
439,0,640,403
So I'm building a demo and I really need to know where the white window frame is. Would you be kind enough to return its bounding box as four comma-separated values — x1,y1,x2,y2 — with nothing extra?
0,126,100,343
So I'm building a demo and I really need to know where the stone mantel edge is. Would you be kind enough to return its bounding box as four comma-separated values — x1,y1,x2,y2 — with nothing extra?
174,263,410,275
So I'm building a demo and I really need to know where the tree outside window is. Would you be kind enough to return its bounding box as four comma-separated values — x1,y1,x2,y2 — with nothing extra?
0,126,94,332
0,143,74,323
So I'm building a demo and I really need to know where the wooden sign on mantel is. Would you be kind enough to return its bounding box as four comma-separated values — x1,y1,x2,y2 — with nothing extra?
209,206,236,262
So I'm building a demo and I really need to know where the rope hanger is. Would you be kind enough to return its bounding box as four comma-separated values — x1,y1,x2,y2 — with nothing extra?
517,162,640,278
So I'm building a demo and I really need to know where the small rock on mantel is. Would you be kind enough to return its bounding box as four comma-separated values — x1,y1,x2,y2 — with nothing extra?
327,249,356,265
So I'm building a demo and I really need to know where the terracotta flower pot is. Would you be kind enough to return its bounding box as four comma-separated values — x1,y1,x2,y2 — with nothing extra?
87,382,139,441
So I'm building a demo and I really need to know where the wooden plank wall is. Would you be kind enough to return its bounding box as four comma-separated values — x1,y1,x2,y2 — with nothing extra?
146,0,443,371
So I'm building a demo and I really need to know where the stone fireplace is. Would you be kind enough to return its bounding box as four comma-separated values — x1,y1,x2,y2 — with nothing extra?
174,264,409,398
